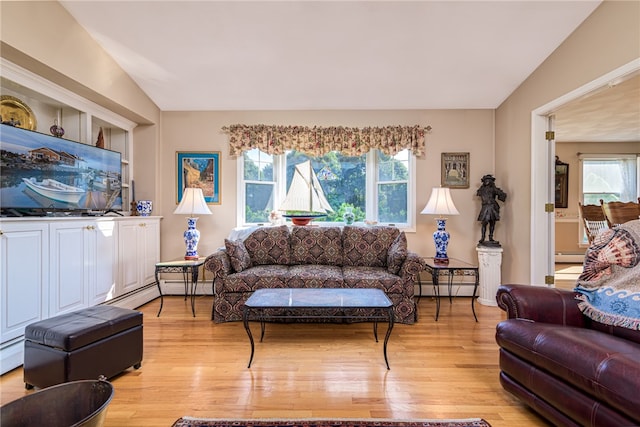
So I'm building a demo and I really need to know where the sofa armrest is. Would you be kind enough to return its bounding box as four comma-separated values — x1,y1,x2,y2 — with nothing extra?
399,251,425,282
204,250,232,279
496,284,586,327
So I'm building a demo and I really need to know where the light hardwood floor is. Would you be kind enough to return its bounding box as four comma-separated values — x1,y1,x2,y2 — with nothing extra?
554,263,583,291
1,295,550,427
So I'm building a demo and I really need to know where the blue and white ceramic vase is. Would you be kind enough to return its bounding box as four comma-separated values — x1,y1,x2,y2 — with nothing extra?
183,217,200,259
343,207,355,225
136,200,153,216
433,218,450,261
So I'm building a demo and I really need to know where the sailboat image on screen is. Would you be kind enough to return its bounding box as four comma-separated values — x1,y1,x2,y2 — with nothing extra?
279,160,334,225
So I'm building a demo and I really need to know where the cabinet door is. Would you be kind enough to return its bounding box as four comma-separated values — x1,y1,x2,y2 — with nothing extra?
118,220,142,295
0,222,48,344
90,220,118,305
118,218,160,295
49,221,91,315
140,219,160,285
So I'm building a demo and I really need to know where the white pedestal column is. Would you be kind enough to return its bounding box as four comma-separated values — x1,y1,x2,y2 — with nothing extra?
476,246,503,306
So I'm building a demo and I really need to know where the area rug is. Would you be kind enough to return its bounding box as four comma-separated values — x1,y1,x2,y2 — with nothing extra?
171,418,491,427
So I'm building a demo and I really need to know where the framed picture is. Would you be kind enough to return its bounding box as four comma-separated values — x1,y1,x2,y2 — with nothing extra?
555,156,568,208
441,152,470,188
176,151,221,204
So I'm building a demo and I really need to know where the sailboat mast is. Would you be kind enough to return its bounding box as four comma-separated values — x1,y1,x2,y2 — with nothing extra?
308,161,313,211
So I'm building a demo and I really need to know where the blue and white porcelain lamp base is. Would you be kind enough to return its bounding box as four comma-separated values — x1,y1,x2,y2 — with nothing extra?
433,218,450,263
183,217,201,260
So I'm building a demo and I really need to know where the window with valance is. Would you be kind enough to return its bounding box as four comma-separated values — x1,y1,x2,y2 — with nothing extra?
222,124,429,157
224,124,430,228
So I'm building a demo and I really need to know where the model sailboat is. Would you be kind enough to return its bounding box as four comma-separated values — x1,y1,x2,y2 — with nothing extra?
279,160,334,225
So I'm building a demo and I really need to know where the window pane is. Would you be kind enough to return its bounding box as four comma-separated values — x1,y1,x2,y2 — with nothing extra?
378,151,409,182
243,149,273,181
377,150,409,224
245,182,273,222
378,183,407,223
285,151,366,222
583,158,637,203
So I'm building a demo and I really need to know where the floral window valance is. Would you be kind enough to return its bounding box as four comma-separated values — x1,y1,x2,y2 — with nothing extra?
222,124,430,157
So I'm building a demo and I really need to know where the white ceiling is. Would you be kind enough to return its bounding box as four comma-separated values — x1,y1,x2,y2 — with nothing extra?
59,1,639,142
554,73,640,143
60,0,602,111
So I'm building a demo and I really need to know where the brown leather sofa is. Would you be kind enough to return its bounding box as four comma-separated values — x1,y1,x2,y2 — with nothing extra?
496,284,640,427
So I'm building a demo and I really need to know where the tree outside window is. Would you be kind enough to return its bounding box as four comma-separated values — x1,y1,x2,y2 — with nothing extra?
241,149,412,226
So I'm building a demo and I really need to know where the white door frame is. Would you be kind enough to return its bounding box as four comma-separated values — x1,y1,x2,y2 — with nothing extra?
530,58,640,285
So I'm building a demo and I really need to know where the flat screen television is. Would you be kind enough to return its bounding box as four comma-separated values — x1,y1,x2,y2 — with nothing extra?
0,123,122,216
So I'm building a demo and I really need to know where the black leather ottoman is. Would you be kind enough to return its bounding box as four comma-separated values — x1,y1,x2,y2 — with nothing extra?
23,305,143,389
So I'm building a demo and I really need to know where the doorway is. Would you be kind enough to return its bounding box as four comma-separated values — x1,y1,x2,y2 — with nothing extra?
530,58,640,285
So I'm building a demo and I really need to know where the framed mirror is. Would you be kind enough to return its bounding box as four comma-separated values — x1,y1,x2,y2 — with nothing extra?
555,156,568,208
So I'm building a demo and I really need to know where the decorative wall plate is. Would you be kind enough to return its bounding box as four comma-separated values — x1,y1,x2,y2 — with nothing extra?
1,95,37,130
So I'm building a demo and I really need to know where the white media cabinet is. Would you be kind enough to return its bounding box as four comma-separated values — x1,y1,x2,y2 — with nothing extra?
0,215,161,374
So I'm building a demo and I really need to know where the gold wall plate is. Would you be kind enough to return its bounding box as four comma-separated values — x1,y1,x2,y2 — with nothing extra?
1,95,37,130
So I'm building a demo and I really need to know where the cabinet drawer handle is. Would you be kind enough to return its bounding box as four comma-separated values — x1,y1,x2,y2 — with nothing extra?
139,223,146,227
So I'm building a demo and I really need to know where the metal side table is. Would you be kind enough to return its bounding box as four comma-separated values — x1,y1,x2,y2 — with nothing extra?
155,258,206,317
419,257,479,321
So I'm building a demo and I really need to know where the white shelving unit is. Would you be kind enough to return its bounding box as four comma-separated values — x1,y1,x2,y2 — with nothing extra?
0,59,136,213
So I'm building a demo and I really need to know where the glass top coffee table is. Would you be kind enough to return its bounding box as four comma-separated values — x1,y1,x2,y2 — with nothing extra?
242,288,394,369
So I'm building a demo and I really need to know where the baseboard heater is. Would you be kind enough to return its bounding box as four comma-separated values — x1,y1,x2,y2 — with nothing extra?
555,253,585,263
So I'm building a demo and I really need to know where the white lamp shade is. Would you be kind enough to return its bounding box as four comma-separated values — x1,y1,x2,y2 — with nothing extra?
421,187,460,216
174,188,212,216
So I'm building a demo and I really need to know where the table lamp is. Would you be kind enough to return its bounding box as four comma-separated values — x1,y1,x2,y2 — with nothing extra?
174,187,212,260
420,187,459,263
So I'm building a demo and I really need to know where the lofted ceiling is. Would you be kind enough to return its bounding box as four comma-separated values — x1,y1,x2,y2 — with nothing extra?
59,1,638,142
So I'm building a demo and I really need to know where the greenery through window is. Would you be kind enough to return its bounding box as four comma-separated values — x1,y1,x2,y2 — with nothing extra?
240,148,413,227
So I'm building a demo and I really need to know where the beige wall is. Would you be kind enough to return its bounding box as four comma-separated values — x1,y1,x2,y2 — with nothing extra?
495,1,640,283
0,1,158,125
159,110,495,262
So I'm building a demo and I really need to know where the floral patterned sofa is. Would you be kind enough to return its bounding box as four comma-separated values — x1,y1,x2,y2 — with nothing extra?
204,225,425,324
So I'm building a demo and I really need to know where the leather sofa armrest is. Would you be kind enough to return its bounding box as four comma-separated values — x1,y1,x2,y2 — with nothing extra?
204,250,232,279
399,251,425,281
496,284,586,327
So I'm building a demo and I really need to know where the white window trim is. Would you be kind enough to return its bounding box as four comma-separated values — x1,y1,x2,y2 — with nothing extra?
237,150,416,231
577,153,639,247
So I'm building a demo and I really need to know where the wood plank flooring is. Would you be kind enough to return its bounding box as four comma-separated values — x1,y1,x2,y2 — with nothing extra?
554,263,583,291
0,295,550,427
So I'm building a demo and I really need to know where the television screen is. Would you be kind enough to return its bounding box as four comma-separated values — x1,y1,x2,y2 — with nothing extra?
0,124,122,214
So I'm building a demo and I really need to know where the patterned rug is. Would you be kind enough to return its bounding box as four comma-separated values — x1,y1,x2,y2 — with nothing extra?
171,418,491,427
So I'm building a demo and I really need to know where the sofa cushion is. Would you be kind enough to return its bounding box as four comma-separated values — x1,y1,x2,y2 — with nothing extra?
225,239,252,272
342,265,407,294
287,264,345,288
221,265,290,292
243,225,291,265
387,232,407,274
342,226,400,267
496,318,640,421
290,226,343,265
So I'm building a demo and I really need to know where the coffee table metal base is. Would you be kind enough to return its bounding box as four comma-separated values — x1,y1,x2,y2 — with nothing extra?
242,288,394,369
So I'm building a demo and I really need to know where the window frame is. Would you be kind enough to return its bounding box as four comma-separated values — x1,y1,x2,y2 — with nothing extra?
238,149,416,230
577,153,639,246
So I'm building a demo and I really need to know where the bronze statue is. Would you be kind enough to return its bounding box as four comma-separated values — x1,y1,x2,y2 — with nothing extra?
477,174,507,247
